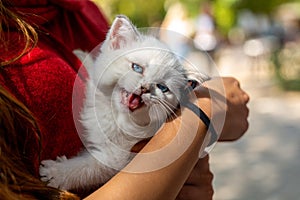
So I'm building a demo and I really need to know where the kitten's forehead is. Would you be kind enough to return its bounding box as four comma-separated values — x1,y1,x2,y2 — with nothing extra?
127,47,180,68
131,49,183,79
126,49,157,66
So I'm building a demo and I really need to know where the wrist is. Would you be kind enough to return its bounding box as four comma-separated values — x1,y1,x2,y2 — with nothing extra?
195,97,212,119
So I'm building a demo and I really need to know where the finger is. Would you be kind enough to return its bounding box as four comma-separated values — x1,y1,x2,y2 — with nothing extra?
185,170,214,186
235,109,250,134
243,92,250,104
234,104,250,130
242,119,249,134
193,85,210,98
233,78,241,88
131,138,151,153
236,102,249,117
231,90,249,106
244,105,250,118
185,157,212,185
176,185,214,200
232,79,249,104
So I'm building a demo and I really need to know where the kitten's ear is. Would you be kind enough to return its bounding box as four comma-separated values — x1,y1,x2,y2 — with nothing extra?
187,79,199,89
104,15,140,50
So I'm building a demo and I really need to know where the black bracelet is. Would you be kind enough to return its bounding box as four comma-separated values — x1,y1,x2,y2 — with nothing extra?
180,83,218,147
182,101,218,146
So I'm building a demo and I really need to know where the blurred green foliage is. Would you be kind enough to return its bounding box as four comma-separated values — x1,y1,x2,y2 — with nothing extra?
93,0,300,90
272,47,300,91
94,0,166,26
235,0,298,14
213,0,237,35
93,0,297,33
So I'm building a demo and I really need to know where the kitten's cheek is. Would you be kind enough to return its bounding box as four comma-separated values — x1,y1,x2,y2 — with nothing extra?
141,95,151,105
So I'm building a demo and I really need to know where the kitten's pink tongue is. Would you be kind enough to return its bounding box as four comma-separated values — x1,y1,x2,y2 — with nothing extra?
128,93,142,111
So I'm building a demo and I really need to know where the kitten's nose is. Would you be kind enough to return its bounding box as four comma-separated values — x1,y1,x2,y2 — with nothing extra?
141,84,150,93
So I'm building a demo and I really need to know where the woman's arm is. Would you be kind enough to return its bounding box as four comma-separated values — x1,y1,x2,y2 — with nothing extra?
175,77,250,200
86,105,210,200
85,77,249,200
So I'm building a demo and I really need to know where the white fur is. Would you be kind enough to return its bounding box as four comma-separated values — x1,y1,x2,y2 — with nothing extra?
40,15,207,190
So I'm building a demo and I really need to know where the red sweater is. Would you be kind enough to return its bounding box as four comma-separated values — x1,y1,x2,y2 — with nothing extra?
0,0,109,175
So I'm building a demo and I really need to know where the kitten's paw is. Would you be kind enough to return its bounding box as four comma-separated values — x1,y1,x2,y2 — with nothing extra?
39,156,68,189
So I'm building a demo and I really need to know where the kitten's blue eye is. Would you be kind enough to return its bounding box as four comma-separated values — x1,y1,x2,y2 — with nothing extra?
157,84,169,93
132,63,143,74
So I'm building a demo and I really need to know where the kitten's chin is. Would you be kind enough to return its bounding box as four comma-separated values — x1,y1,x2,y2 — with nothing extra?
129,106,151,126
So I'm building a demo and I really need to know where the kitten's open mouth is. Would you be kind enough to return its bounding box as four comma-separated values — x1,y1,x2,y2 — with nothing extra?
121,89,144,111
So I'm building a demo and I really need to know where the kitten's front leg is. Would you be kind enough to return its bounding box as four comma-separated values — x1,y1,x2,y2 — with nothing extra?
39,151,116,190
40,155,69,189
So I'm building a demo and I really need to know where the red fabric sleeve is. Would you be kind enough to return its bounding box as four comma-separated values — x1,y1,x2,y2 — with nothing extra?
0,0,109,175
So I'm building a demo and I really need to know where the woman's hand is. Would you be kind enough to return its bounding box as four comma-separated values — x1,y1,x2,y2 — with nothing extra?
175,77,249,200
197,77,250,141
176,156,214,200
128,77,249,200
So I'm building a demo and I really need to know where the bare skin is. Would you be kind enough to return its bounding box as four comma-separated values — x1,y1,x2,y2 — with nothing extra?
176,77,249,200
85,77,250,200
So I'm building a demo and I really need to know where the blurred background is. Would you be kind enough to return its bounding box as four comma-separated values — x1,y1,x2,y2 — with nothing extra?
94,0,300,199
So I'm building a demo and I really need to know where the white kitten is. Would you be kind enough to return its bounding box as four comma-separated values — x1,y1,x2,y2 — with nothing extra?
40,15,208,190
